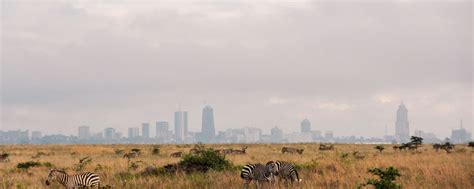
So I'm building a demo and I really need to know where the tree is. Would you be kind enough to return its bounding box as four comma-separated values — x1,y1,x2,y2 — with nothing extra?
441,142,455,154
432,144,441,152
375,145,385,153
410,136,423,151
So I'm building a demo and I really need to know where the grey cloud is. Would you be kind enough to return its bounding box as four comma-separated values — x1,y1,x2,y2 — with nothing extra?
1,0,472,138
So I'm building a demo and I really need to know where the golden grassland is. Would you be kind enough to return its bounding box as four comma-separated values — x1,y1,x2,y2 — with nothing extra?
1,143,473,189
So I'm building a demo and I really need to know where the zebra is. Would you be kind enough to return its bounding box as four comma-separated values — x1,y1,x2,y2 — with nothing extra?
123,151,139,159
170,151,183,158
232,146,248,154
240,163,275,189
45,168,100,188
266,161,302,184
0,153,10,162
223,148,233,155
281,147,304,154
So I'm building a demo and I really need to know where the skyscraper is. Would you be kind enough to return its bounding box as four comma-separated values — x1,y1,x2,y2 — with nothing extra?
142,123,150,138
395,101,410,143
174,111,188,142
201,106,215,142
104,128,116,140
156,121,169,136
271,126,283,143
78,126,90,139
301,119,311,133
128,127,139,138
451,120,472,144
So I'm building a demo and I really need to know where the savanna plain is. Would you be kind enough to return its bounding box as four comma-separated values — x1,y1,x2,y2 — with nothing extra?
1,143,473,189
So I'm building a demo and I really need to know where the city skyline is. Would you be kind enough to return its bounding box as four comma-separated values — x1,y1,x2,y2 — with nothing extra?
2,1,472,140
2,102,471,144
1,102,471,140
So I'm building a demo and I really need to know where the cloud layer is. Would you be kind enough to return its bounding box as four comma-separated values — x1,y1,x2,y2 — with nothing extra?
1,0,472,138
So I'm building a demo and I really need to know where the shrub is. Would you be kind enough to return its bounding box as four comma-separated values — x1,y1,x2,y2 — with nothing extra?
16,161,42,170
140,166,167,176
178,148,232,173
359,166,401,189
152,147,160,155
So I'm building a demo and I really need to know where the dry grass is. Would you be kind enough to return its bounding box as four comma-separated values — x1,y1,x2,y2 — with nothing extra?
1,144,473,188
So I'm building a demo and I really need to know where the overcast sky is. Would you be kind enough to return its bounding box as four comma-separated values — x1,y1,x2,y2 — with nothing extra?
1,0,472,138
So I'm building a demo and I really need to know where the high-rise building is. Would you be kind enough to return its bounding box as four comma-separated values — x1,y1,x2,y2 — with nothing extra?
271,126,283,143
395,101,410,143
201,106,215,143
243,127,262,143
414,130,439,143
301,119,311,133
174,111,188,142
104,128,115,140
142,123,150,138
156,121,169,137
451,120,471,144
31,131,42,140
78,126,90,139
128,127,139,138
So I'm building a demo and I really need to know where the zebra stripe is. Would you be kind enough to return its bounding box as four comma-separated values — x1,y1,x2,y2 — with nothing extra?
46,169,100,188
267,161,302,183
240,163,274,188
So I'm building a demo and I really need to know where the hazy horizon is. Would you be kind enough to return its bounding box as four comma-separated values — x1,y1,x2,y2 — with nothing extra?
1,0,472,139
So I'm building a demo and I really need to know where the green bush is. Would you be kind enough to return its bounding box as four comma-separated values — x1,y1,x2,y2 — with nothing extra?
16,161,43,170
179,148,232,172
359,166,401,189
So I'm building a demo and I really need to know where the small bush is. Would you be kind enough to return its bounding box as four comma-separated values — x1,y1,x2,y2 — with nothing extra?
16,161,42,170
359,166,401,189
178,148,232,173
152,147,160,155
140,166,167,176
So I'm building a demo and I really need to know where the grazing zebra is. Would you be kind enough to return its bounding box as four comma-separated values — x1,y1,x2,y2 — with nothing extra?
223,148,233,155
170,151,183,158
266,161,302,184
319,144,335,151
45,169,100,188
123,151,139,159
240,163,274,189
281,147,304,154
0,153,10,162
189,148,198,154
232,146,248,154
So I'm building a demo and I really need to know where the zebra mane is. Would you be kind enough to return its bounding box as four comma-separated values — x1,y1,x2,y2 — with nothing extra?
51,168,68,175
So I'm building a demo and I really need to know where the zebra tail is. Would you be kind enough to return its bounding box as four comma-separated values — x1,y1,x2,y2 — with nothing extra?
295,169,302,182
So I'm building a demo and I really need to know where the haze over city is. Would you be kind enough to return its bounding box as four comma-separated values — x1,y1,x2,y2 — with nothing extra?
1,0,472,141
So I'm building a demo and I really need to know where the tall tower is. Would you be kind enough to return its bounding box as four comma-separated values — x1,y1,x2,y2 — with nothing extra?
395,101,410,143
201,106,215,143
174,111,188,142
142,123,150,138
301,119,311,133
78,126,90,139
